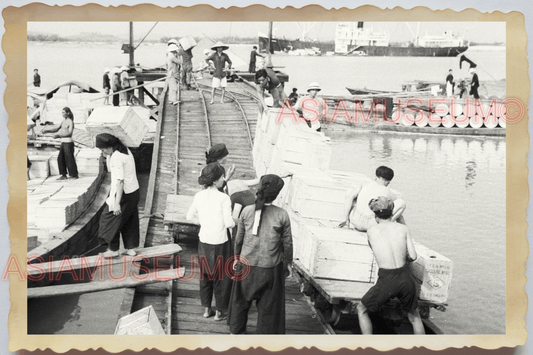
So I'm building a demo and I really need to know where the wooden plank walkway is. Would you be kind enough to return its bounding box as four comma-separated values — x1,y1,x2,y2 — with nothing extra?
125,85,180,334
170,77,327,335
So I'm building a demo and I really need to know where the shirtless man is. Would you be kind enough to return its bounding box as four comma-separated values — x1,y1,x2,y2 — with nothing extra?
357,196,424,334
339,166,405,232
40,107,79,180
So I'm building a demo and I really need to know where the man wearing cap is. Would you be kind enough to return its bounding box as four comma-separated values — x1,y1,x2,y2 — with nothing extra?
254,68,287,109
167,43,182,105
249,46,264,73
469,68,480,99
205,41,232,104
357,196,424,335
186,162,235,321
339,166,406,232
293,82,327,131
103,68,111,105
228,174,293,334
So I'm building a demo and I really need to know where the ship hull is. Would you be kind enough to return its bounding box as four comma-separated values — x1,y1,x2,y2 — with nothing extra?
259,36,335,53
353,45,469,57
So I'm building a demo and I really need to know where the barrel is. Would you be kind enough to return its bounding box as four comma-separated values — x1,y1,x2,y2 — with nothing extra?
449,103,463,117
484,114,498,129
415,111,428,127
428,113,442,128
455,114,469,128
401,112,414,126
469,114,483,129
435,103,449,117
441,114,455,128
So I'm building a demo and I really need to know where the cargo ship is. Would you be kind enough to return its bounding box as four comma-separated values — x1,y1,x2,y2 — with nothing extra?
335,22,469,57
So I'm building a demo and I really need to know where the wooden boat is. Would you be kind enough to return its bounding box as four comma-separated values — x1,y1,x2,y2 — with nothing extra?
346,87,399,96
27,153,111,287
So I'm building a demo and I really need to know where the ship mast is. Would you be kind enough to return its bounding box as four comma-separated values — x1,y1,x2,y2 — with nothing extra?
129,22,134,68
268,22,273,53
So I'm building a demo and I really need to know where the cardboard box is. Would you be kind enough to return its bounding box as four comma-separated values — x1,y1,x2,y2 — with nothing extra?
86,106,149,147
179,36,197,51
410,243,453,304
115,305,165,335
299,225,378,283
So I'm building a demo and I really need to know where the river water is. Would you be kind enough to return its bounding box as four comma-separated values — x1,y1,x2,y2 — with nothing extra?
27,41,506,334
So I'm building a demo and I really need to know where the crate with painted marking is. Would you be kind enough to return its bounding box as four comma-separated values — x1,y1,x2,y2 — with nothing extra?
410,243,453,304
86,106,149,147
114,305,165,335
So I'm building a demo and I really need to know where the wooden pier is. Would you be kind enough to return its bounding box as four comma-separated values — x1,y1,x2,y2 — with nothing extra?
120,76,328,334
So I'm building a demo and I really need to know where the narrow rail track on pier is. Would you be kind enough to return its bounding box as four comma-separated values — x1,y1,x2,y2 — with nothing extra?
169,77,327,334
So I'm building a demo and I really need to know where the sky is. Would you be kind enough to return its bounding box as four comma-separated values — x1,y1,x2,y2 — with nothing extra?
28,21,506,44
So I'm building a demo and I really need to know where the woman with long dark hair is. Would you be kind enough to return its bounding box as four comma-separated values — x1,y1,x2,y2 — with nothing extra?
95,133,140,257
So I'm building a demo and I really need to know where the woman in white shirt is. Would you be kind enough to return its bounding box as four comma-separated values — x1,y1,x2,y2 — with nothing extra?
96,133,140,258
187,162,235,321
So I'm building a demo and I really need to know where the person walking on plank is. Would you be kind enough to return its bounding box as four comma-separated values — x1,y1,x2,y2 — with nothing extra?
96,133,140,258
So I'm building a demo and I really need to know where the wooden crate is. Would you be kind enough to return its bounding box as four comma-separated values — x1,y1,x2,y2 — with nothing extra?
287,174,347,222
410,243,453,304
114,305,165,335
86,106,149,147
299,225,378,283
28,156,50,179
179,36,197,51
34,198,78,230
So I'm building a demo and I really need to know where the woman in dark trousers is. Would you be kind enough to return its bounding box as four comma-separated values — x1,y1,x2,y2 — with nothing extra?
96,133,140,257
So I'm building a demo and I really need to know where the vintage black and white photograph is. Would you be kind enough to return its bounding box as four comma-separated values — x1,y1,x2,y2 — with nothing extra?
23,18,510,340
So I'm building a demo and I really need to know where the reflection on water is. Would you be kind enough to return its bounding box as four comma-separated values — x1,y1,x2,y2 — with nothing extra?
328,131,506,335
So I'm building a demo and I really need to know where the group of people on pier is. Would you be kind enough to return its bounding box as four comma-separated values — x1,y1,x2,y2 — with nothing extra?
445,67,480,99
186,144,292,334
102,66,136,107
185,139,425,334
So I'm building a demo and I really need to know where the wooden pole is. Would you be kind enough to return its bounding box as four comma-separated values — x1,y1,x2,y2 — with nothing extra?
268,22,273,54
129,22,134,67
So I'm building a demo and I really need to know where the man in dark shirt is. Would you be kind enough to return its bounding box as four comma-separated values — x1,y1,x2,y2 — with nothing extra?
288,88,299,106
469,68,480,99
33,69,41,88
228,174,292,334
248,46,264,73
205,41,232,104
